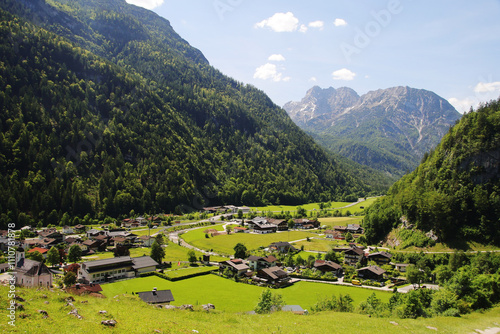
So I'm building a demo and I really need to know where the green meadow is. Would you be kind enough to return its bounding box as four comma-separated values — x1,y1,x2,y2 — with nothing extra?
3,285,500,334
101,274,391,312
250,201,352,212
182,230,317,255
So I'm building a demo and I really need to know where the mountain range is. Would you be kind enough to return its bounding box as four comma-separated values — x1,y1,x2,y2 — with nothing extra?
284,86,462,178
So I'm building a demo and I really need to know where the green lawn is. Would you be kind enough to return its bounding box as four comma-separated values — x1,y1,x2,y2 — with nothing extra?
180,224,226,243
184,230,317,255
162,266,217,279
101,275,391,312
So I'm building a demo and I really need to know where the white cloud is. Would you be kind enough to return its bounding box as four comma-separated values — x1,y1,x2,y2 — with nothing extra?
332,68,356,81
299,24,308,33
308,20,324,30
125,0,164,10
448,97,476,113
268,54,286,62
255,12,299,32
334,18,348,27
253,63,289,82
309,77,318,82
473,81,500,94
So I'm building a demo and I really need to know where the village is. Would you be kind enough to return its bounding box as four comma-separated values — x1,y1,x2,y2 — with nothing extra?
0,201,424,312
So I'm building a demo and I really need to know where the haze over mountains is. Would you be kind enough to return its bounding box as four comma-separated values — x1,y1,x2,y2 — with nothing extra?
284,86,462,178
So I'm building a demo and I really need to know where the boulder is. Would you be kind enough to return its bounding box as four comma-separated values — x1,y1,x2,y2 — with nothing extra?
101,319,117,327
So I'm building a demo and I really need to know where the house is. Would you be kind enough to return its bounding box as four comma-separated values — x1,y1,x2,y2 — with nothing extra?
86,229,105,238
137,288,174,305
367,251,392,265
78,256,158,283
0,263,10,273
138,235,155,247
237,206,251,214
27,247,49,259
82,239,105,252
12,247,53,288
333,226,348,234
343,246,365,266
324,230,345,240
256,266,290,287
247,255,277,271
346,224,364,234
0,237,20,252
252,221,277,234
233,227,248,233
293,218,320,229
268,241,297,254
135,217,146,226
394,263,410,272
219,259,250,276
267,219,288,231
38,229,63,242
313,260,343,276
357,265,386,281
73,224,86,233
62,226,74,234
63,236,81,245
23,238,58,249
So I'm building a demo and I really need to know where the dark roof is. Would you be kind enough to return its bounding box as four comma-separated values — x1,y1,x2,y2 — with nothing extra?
137,289,174,304
265,255,277,263
314,260,342,270
258,266,288,280
357,265,386,276
132,256,159,269
344,247,364,256
247,255,263,261
220,260,249,271
16,258,52,277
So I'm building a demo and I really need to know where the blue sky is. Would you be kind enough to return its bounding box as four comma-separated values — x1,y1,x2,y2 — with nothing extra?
126,0,500,113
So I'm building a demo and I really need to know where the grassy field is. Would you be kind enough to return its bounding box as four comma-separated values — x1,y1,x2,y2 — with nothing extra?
250,201,352,212
180,224,226,243
2,285,500,334
101,274,392,312
161,266,217,279
183,230,317,255
293,238,348,252
317,216,364,227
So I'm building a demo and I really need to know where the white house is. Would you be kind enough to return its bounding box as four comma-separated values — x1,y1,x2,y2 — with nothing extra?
78,256,158,283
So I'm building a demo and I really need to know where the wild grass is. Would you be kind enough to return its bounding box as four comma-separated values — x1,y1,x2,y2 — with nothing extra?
2,284,499,334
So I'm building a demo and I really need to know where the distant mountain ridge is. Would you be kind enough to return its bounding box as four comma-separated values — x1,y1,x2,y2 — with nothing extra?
284,86,462,177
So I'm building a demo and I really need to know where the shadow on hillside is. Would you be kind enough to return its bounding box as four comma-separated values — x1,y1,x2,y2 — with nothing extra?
443,238,471,251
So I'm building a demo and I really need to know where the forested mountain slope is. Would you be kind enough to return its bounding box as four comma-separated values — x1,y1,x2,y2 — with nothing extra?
363,100,500,245
0,0,369,228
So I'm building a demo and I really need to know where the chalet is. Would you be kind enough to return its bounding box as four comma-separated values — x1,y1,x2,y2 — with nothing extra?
247,255,277,271
23,238,58,249
63,236,81,245
73,224,86,233
136,217,146,226
95,234,112,247
233,227,248,233
268,241,297,254
27,247,49,259
343,246,365,266
38,229,63,242
137,288,174,305
219,259,250,276
147,216,162,223
62,226,74,234
253,221,277,234
256,266,290,287
324,230,345,240
313,260,343,276
346,224,364,234
82,239,104,252
293,218,320,229
112,236,130,246
394,263,410,272
138,235,155,247
333,226,348,234
357,265,386,281
247,217,267,229
78,256,158,283
13,248,53,287
86,229,105,238
267,219,288,231
367,251,392,265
